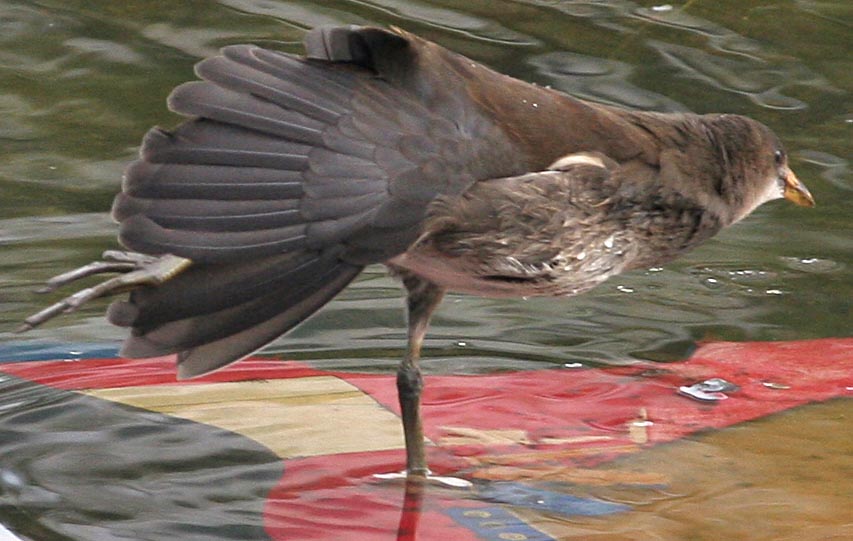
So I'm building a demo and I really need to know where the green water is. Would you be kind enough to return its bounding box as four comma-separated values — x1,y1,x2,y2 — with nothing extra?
1,1,849,367
0,1,850,539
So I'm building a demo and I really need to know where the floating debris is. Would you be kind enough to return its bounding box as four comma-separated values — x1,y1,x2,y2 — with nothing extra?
678,377,739,401
762,381,791,390
629,407,653,444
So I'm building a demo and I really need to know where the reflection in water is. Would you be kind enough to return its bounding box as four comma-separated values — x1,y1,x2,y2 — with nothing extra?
529,51,688,111
797,149,851,191
0,374,279,541
650,39,810,110
396,478,423,541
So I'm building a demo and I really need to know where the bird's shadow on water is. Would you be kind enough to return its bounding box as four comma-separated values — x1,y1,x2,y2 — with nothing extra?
0,374,279,541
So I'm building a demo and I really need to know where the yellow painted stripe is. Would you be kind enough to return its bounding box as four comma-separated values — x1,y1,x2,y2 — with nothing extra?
84,376,405,459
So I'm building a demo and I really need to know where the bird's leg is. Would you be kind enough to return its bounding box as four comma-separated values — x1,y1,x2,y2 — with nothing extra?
17,251,191,332
399,273,445,476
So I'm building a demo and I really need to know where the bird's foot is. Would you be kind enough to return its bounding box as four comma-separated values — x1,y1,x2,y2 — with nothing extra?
17,251,191,332
373,470,473,489
35,250,162,294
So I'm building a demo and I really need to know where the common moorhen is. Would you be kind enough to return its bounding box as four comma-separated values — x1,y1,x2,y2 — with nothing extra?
21,25,814,476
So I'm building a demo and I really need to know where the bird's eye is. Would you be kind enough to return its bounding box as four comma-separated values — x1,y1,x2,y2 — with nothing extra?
774,150,784,166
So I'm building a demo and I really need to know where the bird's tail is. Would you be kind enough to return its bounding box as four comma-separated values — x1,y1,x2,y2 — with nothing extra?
107,249,361,378
102,27,411,376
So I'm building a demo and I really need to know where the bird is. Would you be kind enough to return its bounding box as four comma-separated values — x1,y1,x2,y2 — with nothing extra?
19,25,814,477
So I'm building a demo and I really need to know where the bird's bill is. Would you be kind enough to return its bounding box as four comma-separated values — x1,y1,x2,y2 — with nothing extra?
783,169,815,207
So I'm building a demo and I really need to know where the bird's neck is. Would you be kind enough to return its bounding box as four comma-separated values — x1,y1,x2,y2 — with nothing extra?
617,110,746,226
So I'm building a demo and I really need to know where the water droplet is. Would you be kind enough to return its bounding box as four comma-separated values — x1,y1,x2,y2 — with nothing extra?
781,256,842,274
651,4,673,11
702,277,721,289
762,381,791,390
765,289,783,295
563,362,584,369
456,341,468,347
617,285,634,293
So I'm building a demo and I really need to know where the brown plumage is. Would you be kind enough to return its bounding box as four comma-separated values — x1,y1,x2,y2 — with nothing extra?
21,25,814,476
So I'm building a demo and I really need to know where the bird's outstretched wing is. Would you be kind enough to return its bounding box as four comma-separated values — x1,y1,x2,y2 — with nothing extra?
116,27,524,265
23,26,526,377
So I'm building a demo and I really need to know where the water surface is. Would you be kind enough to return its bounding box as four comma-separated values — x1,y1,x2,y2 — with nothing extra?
0,1,850,539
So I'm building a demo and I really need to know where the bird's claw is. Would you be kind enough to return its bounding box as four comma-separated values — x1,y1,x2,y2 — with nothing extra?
37,250,163,293
18,252,192,332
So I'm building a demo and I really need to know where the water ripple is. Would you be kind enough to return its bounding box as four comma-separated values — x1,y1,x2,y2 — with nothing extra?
529,51,687,112
649,40,812,110
796,149,851,191
517,0,839,111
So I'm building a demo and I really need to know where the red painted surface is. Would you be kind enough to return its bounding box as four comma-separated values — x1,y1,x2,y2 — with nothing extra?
2,338,851,540
5,339,848,461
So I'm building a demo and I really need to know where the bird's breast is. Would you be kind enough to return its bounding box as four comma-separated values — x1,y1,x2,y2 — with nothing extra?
388,229,637,299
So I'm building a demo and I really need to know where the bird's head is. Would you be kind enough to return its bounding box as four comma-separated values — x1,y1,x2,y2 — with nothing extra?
702,114,814,224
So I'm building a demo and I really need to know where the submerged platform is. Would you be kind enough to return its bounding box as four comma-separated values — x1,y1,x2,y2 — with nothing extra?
0,338,850,540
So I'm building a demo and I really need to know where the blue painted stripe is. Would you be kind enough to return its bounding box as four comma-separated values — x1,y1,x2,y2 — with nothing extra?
447,506,555,541
479,482,631,517
0,341,120,362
